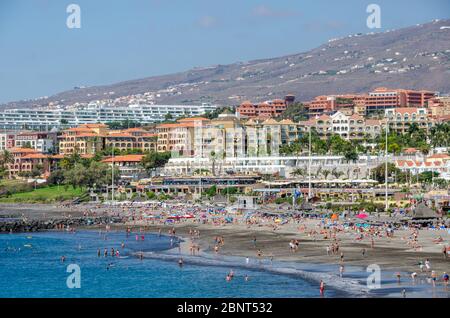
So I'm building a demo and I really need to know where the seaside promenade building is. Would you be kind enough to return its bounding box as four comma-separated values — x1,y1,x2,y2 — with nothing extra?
102,154,146,180
395,153,450,180
0,103,218,130
162,154,387,178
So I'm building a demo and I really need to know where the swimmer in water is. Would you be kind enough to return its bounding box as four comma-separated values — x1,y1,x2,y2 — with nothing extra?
319,280,325,297
244,275,250,282
178,258,184,267
61,255,66,263
97,249,101,257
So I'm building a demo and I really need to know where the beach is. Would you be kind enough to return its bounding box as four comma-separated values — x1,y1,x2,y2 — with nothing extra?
1,202,449,297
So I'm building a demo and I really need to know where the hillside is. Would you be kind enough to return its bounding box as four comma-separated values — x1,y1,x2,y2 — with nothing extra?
2,19,450,110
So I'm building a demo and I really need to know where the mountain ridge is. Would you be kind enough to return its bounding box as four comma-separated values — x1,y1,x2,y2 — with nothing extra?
2,19,450,110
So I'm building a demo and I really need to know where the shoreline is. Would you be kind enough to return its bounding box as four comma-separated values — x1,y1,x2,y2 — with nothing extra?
1,202,449,298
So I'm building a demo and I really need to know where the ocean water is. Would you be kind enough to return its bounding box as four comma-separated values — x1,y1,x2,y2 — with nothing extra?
0,230,340,298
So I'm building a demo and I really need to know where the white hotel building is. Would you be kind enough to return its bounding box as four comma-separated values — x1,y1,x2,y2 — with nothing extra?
0,103,217,130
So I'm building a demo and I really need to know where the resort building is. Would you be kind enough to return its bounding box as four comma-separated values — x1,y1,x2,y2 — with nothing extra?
0,103,218,130
156,117,210,155
0,132,18,151
102,154,146,181
58,124,108,155
236,98,288,118
105,128,157,153
298,111,386,140
365,88,436,114
427,96,450,118
385,107,431,133
7,148,50,179
14,131,57,154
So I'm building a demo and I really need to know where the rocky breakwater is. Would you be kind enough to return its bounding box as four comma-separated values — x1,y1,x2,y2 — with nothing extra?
0,216,124,233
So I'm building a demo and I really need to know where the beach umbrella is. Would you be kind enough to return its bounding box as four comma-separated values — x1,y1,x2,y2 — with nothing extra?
356,213,368,219
331,214,338,220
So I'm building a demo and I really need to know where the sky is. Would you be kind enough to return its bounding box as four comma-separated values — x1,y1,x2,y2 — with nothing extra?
0,0,449,104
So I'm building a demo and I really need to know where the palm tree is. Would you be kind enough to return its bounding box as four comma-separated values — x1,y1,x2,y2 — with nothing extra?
321,169,331,180
331,167,344,180
0,150,14,167
209,151,217,176
292,167,306,178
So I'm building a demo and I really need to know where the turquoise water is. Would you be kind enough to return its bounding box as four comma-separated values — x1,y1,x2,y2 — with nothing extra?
0,231,339,298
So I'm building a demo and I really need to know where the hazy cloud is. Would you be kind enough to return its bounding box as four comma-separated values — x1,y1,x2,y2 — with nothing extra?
197,16,218,29
303,21,346,32
251,5,301,18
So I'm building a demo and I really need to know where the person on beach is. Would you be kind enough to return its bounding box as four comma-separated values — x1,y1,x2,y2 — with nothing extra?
319,280,325,297
443,246,448,259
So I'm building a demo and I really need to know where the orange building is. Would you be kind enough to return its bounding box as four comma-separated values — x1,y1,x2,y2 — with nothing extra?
105,128,157,153
7,148,50,179
156,117,210,155
365,87,436,114
236,99,287,118
59,124,108,155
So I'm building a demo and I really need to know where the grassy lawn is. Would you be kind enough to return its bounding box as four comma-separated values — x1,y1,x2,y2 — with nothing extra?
0,185,86,203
